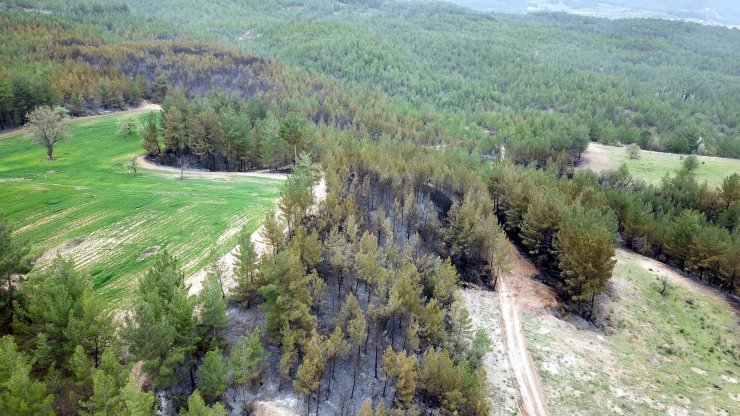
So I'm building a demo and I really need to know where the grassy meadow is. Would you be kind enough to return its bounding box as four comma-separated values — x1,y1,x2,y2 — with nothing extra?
579,143,740,187
0,113,281,305
524,258,739,415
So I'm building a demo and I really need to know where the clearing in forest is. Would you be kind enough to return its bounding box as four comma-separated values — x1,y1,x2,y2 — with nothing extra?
578,142,740,187
524,250,740,415
0,112,282,306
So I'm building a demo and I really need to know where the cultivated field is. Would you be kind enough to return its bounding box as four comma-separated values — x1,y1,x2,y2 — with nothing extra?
578,142,740,187
524,251,739,415
0,113,282,305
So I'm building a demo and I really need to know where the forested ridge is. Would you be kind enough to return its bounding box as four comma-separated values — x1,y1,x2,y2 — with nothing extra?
1,0,739,415
4,1,740,158
122,0,740,158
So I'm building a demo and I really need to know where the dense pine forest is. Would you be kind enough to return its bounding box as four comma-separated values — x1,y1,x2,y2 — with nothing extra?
0,1,738,415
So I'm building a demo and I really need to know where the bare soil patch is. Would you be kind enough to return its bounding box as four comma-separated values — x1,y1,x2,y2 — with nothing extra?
504,245,560,314
137,246,161,261
577,142,621,172
250,401,300,416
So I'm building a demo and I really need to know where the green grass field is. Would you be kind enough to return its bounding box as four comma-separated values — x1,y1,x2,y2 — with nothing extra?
0,113,281,305
580,143,740,187
524,257,739,415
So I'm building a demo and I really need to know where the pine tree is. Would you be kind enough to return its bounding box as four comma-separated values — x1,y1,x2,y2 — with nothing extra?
375,401,386,416
198,271,228,348
450,299,473,349
664,210,704,269
121,375,157,416
279,168,314,235
381,347,417,408
367,304,386,379
721,173,740,209
20,256,89,361
520,189,563,268
70,345,93,391
180,390,227,416
138,111,160,156
307,270,326,314
151,75,169,103
100,348,128,392
260,211,285,258
432,258,458,306
326,227,350,301
324,326,349,399
347,298,367,398
394,350,418,409
82,369,121,415
260,247,315,338
387,260,422,348
467,329,492,368
293,226,322,270
720,235,740,293
121,251,198,388
279,323,298,389
355,231,384,303
358,399,373,416
556,207,618,318
230,330,267,386
65,291,113,367
279,113,306,163
293,330,325,416
197,349,230,402
0,217,31,328
0,336,55,415
231,227,259,305
164,107,187,156
419,298,444,345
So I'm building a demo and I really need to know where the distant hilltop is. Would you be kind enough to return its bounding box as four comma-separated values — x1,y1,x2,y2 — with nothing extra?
446,0,740,28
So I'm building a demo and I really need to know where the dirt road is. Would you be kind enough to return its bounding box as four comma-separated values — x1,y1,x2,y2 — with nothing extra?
0,103,162,139
497,245,553,416
136,157,289,182
498,276,550,416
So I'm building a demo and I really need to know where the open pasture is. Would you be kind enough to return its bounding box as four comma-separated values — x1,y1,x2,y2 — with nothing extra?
579,143,740,187
0,113,281,305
